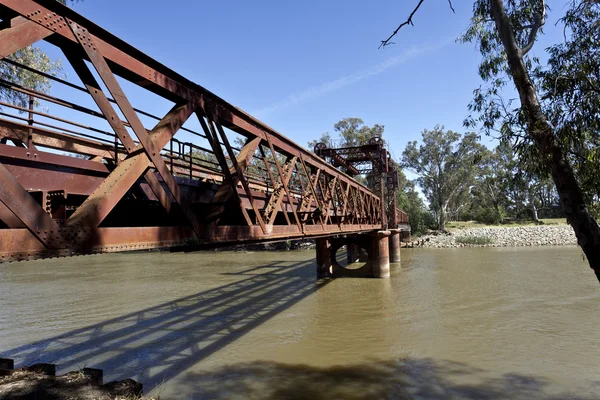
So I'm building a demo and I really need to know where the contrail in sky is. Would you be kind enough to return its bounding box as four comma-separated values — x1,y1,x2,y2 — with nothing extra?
253,37,455,117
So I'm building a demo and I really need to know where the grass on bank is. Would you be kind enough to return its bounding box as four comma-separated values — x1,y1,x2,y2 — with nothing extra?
454,236,494,245
445,218,567,230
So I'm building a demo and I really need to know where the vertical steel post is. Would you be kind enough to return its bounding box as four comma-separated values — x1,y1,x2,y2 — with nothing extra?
27,95,34,149
189,145,193,179
169,139,173,172
114,135,119,165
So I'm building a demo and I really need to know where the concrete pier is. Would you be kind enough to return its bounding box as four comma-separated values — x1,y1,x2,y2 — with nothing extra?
316,237,332,279
372,230,391,279
346,242,360,265
316,232,393,279
389,229,401,263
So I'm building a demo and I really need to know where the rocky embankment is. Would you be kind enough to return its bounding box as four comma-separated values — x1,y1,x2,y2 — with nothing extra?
412,225,577,248
0,359,150,400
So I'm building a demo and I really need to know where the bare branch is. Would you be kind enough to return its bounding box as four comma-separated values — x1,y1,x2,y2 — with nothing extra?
520,0,546,55
379,0,425,49
380,0,455,48
447,0,455,13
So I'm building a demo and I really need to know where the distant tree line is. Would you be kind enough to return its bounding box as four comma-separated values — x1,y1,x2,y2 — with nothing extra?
310,120,572,237
402,125,566,233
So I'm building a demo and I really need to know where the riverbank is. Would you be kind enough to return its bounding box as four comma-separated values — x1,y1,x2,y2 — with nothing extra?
412,224,577,248
0,366,152,400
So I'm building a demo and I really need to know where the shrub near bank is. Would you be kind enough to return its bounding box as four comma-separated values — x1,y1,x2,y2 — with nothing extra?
455,236,494,245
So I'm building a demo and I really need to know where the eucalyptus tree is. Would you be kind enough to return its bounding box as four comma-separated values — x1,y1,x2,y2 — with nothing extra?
541,1,600,220
401,126,484,232
0,0,81,107
307,117,384,150
472,144,511,222
380,0,600,282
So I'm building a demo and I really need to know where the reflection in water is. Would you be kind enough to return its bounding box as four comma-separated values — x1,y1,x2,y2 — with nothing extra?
0,246,599,399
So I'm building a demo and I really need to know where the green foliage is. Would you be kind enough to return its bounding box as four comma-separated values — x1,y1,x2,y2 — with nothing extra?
401,125,563,229
0,0,82,107
333,117,384,146
474,205,502,225
539,1,600,219
307,117,383,150
0,48,62,109
401,125,486,231
455,235,494,245
396,181,434,236
461,1,547,150
459,0,599,222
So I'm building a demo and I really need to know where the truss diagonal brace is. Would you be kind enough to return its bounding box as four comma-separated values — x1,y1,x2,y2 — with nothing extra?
259,146,292,226
66,102,197,230
0,18,52,59
199,121,261,224
263,155,297,225
0,163,64,249
267,139,301,230
62,48,173,214
67,20,201,237
210,112,267,234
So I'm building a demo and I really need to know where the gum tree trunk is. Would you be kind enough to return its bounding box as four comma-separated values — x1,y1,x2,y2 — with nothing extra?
491,0,600,282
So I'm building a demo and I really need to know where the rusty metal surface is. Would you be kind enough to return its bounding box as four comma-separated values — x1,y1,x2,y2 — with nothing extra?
0,0,404,261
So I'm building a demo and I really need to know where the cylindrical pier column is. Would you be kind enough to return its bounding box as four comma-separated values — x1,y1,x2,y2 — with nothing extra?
389,229,401,263
346,241,360,265
371,231,391,279
316,238,332,279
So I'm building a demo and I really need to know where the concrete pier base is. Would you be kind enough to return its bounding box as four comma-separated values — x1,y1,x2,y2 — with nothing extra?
315,232,392,279
371,230,391,279
316,237,332,279
389,229,401,264
346,242,360,265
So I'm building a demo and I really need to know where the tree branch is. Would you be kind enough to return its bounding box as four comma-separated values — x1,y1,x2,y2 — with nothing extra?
520,0,546,55
379,0,455,48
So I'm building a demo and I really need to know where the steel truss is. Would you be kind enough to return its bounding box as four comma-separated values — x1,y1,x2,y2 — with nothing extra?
314,137,409,229
0,0,386,261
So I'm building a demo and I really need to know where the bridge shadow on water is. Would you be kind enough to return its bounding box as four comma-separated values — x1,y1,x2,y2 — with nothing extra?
2,255,598,399
1,257,327,391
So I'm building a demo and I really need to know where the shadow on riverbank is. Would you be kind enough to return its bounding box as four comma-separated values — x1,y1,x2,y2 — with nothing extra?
176,358,598,400
0,258,328,392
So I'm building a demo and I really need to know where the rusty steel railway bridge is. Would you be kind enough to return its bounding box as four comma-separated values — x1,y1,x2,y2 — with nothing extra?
0,0,408,278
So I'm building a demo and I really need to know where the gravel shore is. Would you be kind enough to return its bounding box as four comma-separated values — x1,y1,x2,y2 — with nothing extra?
413,225,577,248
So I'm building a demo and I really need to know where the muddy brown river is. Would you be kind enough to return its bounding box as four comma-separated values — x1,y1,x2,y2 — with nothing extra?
1,246,599,399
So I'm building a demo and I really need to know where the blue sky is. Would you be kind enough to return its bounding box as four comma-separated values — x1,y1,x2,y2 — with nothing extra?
42,0,570,162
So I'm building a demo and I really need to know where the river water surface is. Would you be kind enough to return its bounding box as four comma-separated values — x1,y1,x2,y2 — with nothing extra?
1,246,599,399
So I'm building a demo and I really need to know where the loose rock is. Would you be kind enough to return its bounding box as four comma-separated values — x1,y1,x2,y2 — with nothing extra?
412,225,577,248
